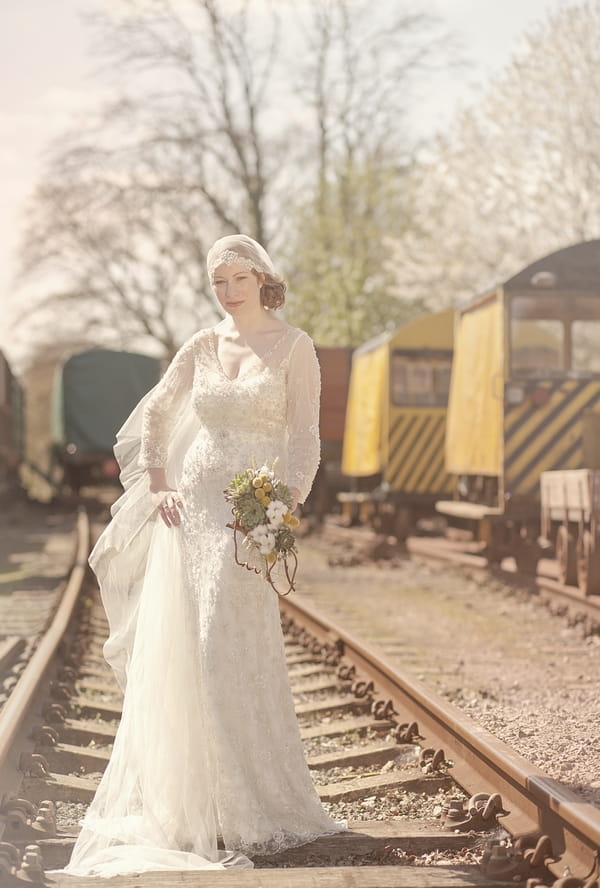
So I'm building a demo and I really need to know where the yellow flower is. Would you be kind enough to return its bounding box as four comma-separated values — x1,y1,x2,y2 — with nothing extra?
288,515,300,527
263,481,272,492
265,552,277,564
252,477,263,488
254,489,263,500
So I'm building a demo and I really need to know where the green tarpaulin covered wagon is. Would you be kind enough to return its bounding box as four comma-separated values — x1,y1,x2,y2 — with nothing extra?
51,349,161,492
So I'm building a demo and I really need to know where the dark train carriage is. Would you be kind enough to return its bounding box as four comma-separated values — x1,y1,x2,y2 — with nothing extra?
0,351,25,495
340,308,455,537
304,346,352,517
52,349,161,493
437,240,600,571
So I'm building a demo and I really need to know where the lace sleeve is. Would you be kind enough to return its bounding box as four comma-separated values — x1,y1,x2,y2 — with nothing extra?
286,332,321,503
138,336,196,469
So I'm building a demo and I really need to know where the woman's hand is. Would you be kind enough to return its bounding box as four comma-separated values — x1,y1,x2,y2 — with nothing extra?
151,488,184,528
148,467,183,528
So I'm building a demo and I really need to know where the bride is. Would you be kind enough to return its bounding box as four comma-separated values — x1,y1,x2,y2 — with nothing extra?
65,234,345,876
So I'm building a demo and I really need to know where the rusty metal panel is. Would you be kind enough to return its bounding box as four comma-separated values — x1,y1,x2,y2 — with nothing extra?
316,347,352,444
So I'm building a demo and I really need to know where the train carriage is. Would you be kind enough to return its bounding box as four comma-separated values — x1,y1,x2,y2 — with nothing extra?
51,348,161,493
437,240,600,572
0,351,25,496
303,347,353,519
340,308,455,538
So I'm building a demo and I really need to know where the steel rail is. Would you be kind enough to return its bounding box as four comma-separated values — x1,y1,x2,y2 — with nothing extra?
0,508,90,797
536,575,600,626
407,536,600,629
280,593,600,881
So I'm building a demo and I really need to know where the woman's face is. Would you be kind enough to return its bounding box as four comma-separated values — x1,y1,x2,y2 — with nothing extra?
211,262,264,316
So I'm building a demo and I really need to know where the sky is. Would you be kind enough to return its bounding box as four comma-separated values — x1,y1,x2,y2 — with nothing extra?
0,0,562,350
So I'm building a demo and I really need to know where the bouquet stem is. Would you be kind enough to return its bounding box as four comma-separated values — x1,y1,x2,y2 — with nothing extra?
226,513,297,597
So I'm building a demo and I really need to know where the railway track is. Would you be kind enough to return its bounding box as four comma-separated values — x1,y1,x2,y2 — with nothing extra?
1,511,599,887
317,520,600,634
405,535,600,635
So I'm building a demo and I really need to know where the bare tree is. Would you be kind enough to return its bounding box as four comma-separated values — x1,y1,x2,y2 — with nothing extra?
390,1,600,308
14,0,456,362
89,0,284,245
17,146,221,361
15,0,285,365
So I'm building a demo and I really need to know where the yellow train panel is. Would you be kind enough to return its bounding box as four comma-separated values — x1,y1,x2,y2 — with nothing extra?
386,407,453,494
446,298,503,476
341,341,388,477
342,308,454,491
504,379,600,500
387,307,454,351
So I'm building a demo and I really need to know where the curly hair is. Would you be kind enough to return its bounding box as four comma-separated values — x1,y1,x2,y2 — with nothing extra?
259,272,287,310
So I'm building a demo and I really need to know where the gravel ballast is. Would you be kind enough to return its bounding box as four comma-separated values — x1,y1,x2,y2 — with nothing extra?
297,531,600,808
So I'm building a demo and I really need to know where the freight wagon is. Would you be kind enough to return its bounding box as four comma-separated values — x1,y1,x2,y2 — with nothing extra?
0,351,24,496
339,308,455,538
51,349,161,494
304,347,353,519
540,469,600,595
437,240,600,572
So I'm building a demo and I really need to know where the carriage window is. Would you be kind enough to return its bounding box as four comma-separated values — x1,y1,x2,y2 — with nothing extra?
511,319,563,375
435,362,452,400
391,357,450,406
572,320,600,373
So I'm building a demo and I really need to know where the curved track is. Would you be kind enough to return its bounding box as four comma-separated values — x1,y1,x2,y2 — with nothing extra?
406,535,600,635
280,594,600,884
1,510,599,887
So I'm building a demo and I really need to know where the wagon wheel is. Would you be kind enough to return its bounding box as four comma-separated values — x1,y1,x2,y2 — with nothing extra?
576,529,600,596
393,505,414,542
513,540,539,575
556,525,578,586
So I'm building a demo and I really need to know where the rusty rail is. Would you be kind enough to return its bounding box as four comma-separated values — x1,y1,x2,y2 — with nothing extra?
0,508,90,800
280,593,600,881
406,535,600,632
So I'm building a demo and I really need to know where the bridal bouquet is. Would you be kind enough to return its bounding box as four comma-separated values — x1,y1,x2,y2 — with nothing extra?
224,463,300,595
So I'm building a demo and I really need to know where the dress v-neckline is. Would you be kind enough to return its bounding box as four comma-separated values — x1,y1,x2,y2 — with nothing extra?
210,326,292,382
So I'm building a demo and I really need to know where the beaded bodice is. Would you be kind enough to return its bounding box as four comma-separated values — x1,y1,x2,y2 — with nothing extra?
138,324,321,502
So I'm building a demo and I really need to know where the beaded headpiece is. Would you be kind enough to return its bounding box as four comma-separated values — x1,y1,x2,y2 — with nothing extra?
206,234,277,281
208,250,257,277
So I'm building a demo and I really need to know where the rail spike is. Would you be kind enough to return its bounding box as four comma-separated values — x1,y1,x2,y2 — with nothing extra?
30,725,59,747
18,752,50,779
371,699,397,720
351,679,374,699
0,840,46,886
480,840,530,881
0,842,20,879
390,721,423,744
0,797,57,841
43,703,66,724
443,792,507,831
337,663,356,682
49,680,73,702
420,747,451,774
515,834,558,872
18,843,45,883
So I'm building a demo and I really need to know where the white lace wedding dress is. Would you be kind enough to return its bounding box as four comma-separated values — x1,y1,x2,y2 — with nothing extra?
65,324,345,876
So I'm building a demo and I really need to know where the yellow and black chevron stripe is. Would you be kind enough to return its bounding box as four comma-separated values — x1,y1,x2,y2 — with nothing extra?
504,379,600,500
386,408,453,495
